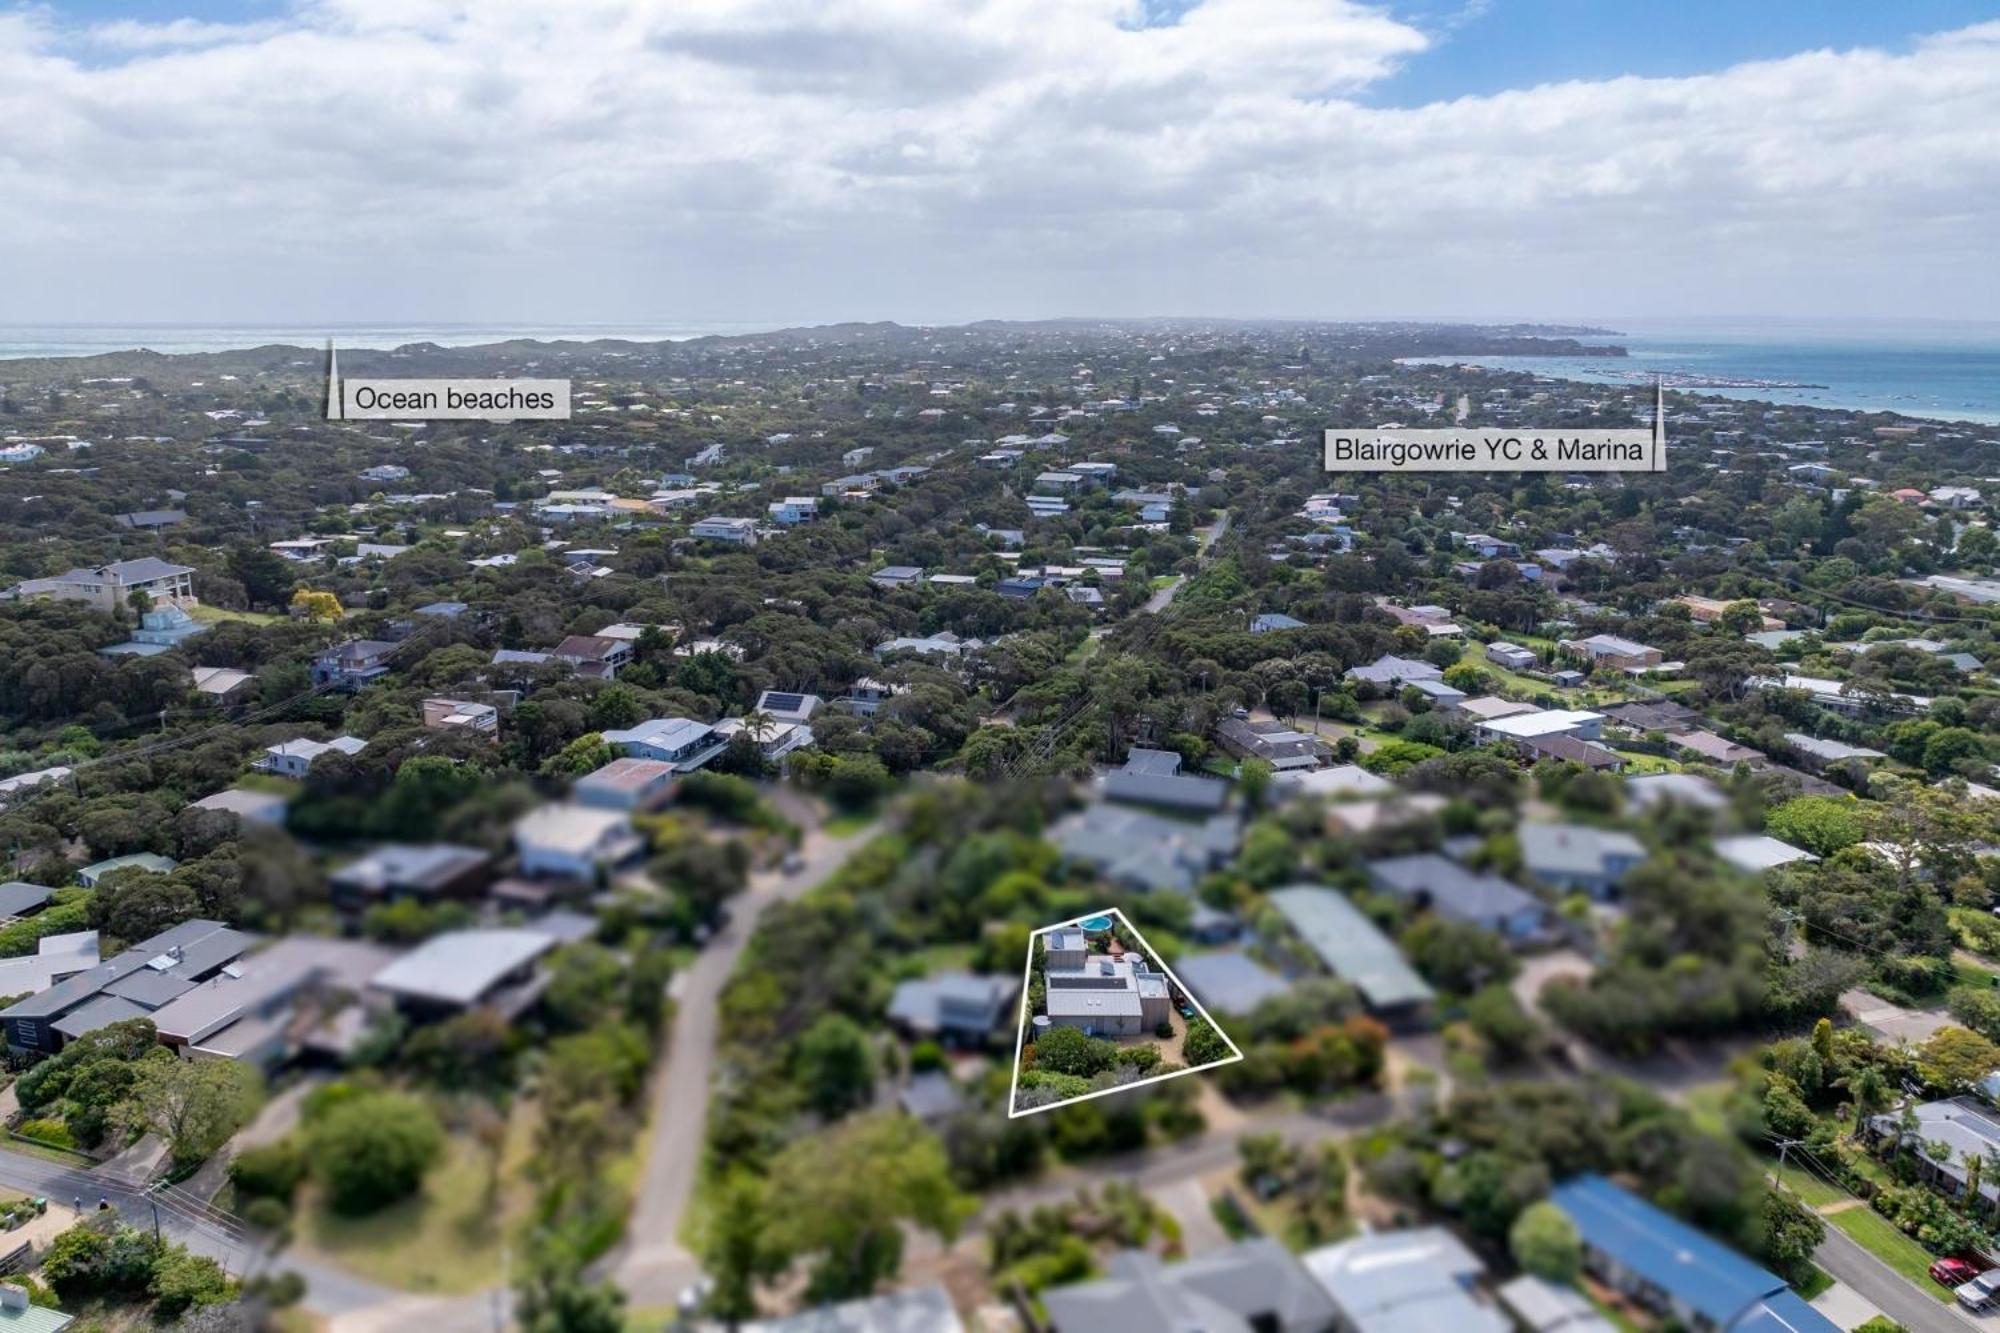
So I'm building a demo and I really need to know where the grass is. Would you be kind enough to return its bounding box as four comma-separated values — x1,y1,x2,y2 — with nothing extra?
293,1101,536,1294
822,807,878,837
1794,1263,1835,1300
1827,1206,1954,1303
1771,1160,1847,1208
1952,957,2000,989
1612,750,1681,774
189,603,284,626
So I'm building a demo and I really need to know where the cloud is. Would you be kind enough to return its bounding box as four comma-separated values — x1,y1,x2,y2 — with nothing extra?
0,0,1994,322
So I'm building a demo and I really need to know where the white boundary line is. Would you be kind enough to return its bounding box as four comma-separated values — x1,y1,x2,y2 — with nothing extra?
1006,906,1244,1118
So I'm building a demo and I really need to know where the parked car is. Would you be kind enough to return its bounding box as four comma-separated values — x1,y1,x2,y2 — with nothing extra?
1955,1270,2000,1310
1932,1257,1981,1288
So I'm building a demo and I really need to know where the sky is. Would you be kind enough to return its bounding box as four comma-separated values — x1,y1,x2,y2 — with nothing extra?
2,0,1998,328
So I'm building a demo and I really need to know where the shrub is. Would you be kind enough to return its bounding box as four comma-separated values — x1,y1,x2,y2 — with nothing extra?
230,1138,307,1201
307,1091,444,1215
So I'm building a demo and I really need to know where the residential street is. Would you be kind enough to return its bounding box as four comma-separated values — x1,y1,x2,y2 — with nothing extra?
1815,1223,1979,1333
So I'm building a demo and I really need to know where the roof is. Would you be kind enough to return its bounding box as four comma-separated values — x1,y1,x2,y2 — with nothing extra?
330,844,488,893
1101,766,1229,812
1626,772,1727,810
1674,730,1765,764
552,634,625,661
1367,854,1543,928
0,882,54,918
741,1285,963,1333
0,1291,75,1330
576,757,678,793
1496,1274,1618,1332
1043,1242,1334,1333
1549,1175,1837,1332
79,852,177,879
1518,824,1646,880
369,929,556,1006
898,1070,966,1120
1173,952,1291,1014
1267,886,1435,1009
1050,804,1241,894
513,804,636,856
1273,763,1394,800
192,788,289,820
1301,1227,1507,1333
1345,654,1442,685
1251,612,1307,631
100,556,193,582
1784,733,1887,762
1714,834,1817,873
1480,709,1603,740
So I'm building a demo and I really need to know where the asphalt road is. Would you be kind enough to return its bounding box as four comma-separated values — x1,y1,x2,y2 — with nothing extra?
1815,1223,1979,1333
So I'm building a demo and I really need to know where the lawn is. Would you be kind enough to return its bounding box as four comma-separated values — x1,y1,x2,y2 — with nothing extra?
189,603,285,626
1827,1206,1953,1303
823,807,880,837
293,1101,537,1294
1612,750,1681,774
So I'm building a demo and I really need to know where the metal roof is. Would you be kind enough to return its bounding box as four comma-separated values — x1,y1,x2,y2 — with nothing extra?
1267,886,1434,1010
1301,1228,1507,1333
369,929,555,1006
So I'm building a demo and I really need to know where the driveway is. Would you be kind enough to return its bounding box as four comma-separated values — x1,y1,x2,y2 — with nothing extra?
1843,989,1954,1044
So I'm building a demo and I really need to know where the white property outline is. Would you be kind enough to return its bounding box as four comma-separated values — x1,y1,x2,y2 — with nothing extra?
1006,907,1244,1118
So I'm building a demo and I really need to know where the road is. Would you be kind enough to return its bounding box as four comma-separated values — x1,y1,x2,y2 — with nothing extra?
1143,512,1229,613
606,816,884,1310
1815,1222,1978,1333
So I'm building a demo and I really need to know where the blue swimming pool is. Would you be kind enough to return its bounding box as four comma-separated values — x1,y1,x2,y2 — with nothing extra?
1077,915,1113,932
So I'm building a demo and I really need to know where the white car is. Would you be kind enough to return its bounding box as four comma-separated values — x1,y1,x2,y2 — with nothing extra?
1956,1271,2000,1310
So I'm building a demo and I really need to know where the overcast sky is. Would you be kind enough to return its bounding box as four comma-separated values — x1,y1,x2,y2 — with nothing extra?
3,0,1998,328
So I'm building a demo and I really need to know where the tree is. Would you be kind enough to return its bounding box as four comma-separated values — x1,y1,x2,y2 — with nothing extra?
1032,1025,1113,1078
540,731,613,779
288,587,343,622
794,1014,876,1119
119,1054,260,1168
1918,1026,2000,1095
701,1173,786,1324
307,1091,444,1214
1840,1062,1890,1135
1757,1188,1826,1276
764,1115,974,1302
1766,796,1865,858
516,1256,625,1333
1509,1200,1582,1283
1183,1016,1233,1065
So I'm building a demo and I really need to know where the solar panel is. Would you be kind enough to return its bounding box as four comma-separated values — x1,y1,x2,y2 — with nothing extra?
763,692,805,711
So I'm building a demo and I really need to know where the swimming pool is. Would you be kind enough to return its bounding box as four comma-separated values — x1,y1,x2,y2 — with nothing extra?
1077,914,1113,932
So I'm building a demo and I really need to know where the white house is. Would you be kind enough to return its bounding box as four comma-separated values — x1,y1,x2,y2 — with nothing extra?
257,735,366,779
512,804,644,881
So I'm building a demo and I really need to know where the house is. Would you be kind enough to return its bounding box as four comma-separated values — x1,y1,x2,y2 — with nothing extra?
1050,804,1240,895
1600,701,1700,734
370,928,558,1021
0,933,102,1013
869,565,925,589
1271,764,1394,802
77,853,177,887
1250,612,1307,634
1034,470,1083,491
2,557,196,613
603,717,727,771
1672,730,1765,767
328,844,492,913
1214,718,1332,771
1302,1227,1508,1333
1714,834,1817,875
311,639,397,690
741,1285,963,1333
1784,733,1888,772
191,665,253,697
842,678,906,716
145,935,396,1066
1676,595,1784,631
1407,678,1467,708
574,757,680,811
1867,1097,2000,1210
0,882,55,922
1453,696,1540,725
551,635,631,680
0,919,254,1055
1495,1275,1618,1333
898,1070,967,1122
886,972,1018,1045
1549,1176,1839,1333
1486,642,1537,670
1626,772,1727,812
1367,854,1546,938
1747,672,1933,716
1518,824,1647,898
414,601,469,619
754,690,822,725
767,496,819,524
1042,1241,1336,1333
1100,748,1229,813
191,788,289,826
256,734,366,779
1512,733,1627,771
359,464,411,482
0,766,70,806
1173,951,1290,1016
1460,533,1521,559
1559,634,1664,671
115,508,188,531
1344,655,1442,687
422,697,499,733
1267,886,1435,1018
875,632,978,660
1476,709,1604,744
513,805,644,881
690,516,758,545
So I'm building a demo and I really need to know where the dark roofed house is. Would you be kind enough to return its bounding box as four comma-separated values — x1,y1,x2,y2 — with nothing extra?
1215,717,1332,772
1518,824,1647,899
1,919,254,1055
1368,854,1547,939
311,639,397,690
1173,952,1290,1015
328,844,492,913
551,634,632,681
0,882,54,921
1550,1176,1839,1333
115,509,188,531
1513,733,1627,771
887,972,1018,1046
1100,749,1228,813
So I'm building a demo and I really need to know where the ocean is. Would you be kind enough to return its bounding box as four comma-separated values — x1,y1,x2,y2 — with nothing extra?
1400,319,2000,426
2,319,1997,426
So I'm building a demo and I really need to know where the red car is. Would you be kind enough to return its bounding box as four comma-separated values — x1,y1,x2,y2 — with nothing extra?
1932,1257,1982,1288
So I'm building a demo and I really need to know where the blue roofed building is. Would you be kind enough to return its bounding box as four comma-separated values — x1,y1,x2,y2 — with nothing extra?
1548,1175,1839,1333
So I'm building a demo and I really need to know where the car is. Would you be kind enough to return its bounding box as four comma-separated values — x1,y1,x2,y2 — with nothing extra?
1932,1257,1981,1287
1956,1270,2000,1310
781,851,806,873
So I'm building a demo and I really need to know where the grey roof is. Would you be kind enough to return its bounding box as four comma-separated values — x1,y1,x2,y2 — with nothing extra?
369,929,556,1006
0,882,54,918
101,556,193,582
330,844,489,893
103,969,198,1008
1121,747,1184,776
1044,1241,1335,1333
1783,732,1887,762
2,919,251,1021
898,1071,967,1121
1051,804,1241,894
1101,768,1228,812
742,1285,963,1333
1267,886,1435,1010
1302,1228,1507,1333
1625,772,1727,810
1345,654,1442,685
115,509,188,528
1367,854,1543,929
1518,824,1646,881
1497,1274,1619,1333
887,972,1014,1034
1172,952,1290,1014
52,993,152,1040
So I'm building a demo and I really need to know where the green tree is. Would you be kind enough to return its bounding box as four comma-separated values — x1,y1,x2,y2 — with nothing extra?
1766,796,1865,858
1032,1025,1113,1078
1509,1200,1582,1283
516,1257,625,1333
1918,1026,2000,1095
307,1091,444,1214
119,1054,260,1168
794,1014,877,1119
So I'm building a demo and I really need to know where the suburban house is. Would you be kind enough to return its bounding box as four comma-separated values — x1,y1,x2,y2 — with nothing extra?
115,508,188,531
191,665,253,697
1250,612,1307,634
842,677,906,716
1215,718,1332,771
1453,696,1541,725
713,717,815,762
1626,772,1728,812
690,516,758,544
551,635,632,680
0,932,101,1008
742,1286,963,1333
1676,594,1784,631
100,604,208,657
1302,1227,1509,1333
875,632,979,660
1475,708,1605,744
1549,1175,1839,1333
0,919,255,1056
1,557,196,613
256,734,367,779
1267,886,1435,1021
753,690,822,725
328,844,492,914
1866,1097,2000,1210
191,788,289,826
1559,634,1665,671
1099,748,1229,814
1785,733,1889,773
886,972,1019,1046
369,928,558,1022
603,717,727,771
512,804,645,881
145,935,395,1066
310,639,398,690
1713,834,1817,875
1039,945,1173,1038
1486,642,1538,670
1272,764,1394,802
1042,1241,1336,1333
1172,951,1289,1015
1344,654,1443,687
573,757,680,811
76,853,176,887
869,565,926,589
1672,729,1766,767
1367,854,1546,939
1496,1275,1619,1333
422,697,499,733
1517,824,1647,898
0,766,71,807
767,496,819,524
